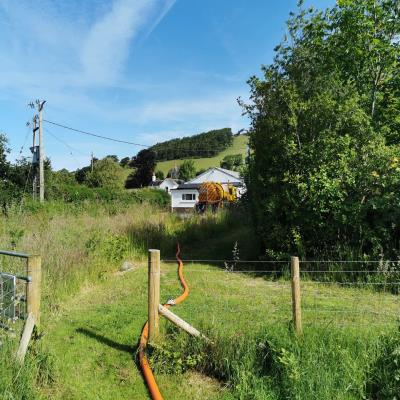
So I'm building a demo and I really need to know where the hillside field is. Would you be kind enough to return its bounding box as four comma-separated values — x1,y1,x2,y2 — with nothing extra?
155,135,248,176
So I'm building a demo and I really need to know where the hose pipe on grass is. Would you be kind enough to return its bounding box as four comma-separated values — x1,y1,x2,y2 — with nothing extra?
138,244,188,400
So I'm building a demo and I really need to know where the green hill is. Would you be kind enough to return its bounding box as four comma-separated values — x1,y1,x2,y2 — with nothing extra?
156,134,248,176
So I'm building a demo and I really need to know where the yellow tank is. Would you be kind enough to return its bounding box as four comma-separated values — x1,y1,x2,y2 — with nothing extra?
197,182,237,205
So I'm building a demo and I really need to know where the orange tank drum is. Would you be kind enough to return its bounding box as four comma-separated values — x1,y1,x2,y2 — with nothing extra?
198,182,225,204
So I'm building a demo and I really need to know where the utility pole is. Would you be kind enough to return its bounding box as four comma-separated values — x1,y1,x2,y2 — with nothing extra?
29,99,46,202
38,100,46,203
31,116,39,199
91,152,94,172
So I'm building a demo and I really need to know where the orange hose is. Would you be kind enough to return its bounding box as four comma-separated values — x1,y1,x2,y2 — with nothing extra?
138,244,188,400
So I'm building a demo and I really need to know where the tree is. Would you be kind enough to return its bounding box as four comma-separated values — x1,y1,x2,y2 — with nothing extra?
155,170,165,180
105,155,119,163
178,160,196,182
120,157,130,167
220,154,243,171
125,149,156,188
86,157,124,189
0,133,10,180
75,166,91,184
149,128,233,161
242,0,400,260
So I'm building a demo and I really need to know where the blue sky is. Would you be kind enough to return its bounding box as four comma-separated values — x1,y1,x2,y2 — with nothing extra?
0,0,333,170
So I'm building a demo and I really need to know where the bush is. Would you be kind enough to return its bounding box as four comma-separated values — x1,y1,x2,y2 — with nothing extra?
85,158,124,189
220,154,243,171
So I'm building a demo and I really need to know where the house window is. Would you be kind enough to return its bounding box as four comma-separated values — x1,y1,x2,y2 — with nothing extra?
182,193,195,201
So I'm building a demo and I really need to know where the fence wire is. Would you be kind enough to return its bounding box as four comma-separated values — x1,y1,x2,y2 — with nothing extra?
159,260,399,335
0,254,28,332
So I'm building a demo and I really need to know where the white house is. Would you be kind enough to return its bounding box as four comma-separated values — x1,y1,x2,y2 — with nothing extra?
149,177,181,195
159,178,181,194
170,167,245,213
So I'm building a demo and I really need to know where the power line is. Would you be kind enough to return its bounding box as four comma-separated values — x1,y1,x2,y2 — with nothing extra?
44,127,89,169
18,126,31,157
43,119,234,154
45,127,90,157
44,119,149,147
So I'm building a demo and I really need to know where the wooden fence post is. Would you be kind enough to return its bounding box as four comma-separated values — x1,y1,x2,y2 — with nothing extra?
291,256,302,336
148,249,160,344
16,313,35,363
26,255,41,326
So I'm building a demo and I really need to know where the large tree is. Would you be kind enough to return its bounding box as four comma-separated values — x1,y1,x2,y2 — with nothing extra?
243,0,400,259
85,157,124,189
178,160,196,182
220,154,243,171
125,149,156,188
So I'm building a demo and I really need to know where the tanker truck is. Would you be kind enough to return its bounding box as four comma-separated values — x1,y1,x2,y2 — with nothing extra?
195,181,237,213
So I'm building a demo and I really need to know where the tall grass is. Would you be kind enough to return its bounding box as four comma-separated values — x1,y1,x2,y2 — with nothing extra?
0,197,172,399
151,324,400,400
0,337,56,400
2,198,398,399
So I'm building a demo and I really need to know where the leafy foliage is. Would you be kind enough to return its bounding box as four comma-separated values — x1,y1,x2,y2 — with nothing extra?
149,128,233,161
155,170,165,180
220,154,243,171
125,149,156,188
119,156,130,167
85,157,124,189
243,0,400,259
178,159,196,182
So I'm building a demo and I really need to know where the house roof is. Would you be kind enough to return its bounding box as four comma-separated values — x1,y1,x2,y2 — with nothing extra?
187,167,243,184
172,181,242,191
173,183,201,190
161,178,182,185
215,167,241,179
148,180,163,187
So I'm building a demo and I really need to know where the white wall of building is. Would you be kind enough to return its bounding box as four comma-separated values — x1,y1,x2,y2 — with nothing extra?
159,179,179,194
171,189,198,210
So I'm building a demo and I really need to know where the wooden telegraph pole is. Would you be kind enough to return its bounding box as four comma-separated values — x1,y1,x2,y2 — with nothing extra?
38,100,46,203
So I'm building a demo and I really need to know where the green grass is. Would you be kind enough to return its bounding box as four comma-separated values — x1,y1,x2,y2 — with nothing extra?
38,262,399,399
155,135,248,176
1,203,399,399
39,265,233,400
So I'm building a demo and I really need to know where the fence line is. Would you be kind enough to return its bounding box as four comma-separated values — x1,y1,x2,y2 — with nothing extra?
155,252,399,339
0,250,42,363
162,260,396,263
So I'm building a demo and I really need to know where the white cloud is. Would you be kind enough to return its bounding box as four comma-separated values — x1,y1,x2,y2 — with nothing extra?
81,0,158,84
0,0,175,91
0,0,251,169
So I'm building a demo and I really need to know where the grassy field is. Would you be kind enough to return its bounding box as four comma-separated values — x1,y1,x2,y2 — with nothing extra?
0,203,399,399
155,135,248,176
38,262,399,399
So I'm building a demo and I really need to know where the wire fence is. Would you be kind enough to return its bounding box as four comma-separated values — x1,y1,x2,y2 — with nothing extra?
0,251,41,336
158,259,400,334
0,254,29,333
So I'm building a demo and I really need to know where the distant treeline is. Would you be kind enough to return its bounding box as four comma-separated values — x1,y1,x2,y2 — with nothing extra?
149,128,233,161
